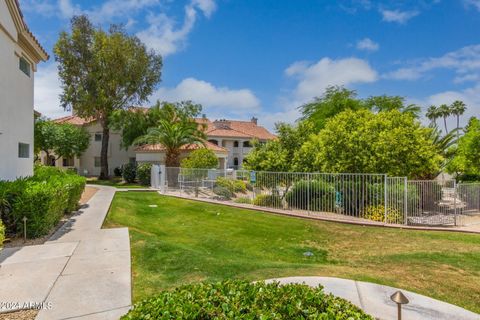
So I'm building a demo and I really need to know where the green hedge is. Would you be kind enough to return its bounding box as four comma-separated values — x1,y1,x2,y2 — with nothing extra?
136,163,152,186
0,166,86,238
122,280,373,319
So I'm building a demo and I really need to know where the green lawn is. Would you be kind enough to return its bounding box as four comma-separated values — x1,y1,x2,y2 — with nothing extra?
86,177,145,189
104,192,480,313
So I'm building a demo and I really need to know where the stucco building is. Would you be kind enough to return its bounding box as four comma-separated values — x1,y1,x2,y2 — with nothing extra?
45,114,275,175
0,0,48,180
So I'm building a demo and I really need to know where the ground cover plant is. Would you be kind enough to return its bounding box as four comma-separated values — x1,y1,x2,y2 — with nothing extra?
104,192,480,313
122,280,373,319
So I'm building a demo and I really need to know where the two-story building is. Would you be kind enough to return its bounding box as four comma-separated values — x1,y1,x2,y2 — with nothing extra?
0,0,48,180
199,117,276,169
44,113,275,175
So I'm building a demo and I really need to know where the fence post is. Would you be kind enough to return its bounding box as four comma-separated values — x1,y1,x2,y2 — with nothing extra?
307,173,310,215
384,175,388,224
404,177,408,225
454,180,457,226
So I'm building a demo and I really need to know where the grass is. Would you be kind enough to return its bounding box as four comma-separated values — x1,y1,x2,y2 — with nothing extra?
104,192,480,313
86,177,145,189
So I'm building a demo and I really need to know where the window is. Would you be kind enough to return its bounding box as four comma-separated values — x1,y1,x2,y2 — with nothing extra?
94,133,102,142
18,143,30,158
233,141,239,147
19,57,30,77
208,139,218,145
94,157,101,167
243,141,251,148
63,157,74,167
233,157,239,166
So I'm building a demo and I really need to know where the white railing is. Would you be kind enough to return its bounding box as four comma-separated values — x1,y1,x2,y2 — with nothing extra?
154,167,480,227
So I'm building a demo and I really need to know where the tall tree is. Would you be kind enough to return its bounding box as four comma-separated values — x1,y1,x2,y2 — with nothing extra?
133,101,207,166
299,86,364,131
365,95,421,117
450,100,467,131
54,16,162,179
426,105,440,126
438,104,451,134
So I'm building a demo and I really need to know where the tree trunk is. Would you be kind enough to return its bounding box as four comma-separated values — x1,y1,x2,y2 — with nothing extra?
457,115,460,131
443,117,448,134
99,117,110,180
165,150,181,167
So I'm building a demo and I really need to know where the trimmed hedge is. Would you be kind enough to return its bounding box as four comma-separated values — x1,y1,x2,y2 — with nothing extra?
0,166,86,238
136,163,152,186
121,280,373,319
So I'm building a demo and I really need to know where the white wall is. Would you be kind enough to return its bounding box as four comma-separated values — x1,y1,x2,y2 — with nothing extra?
77,122,137,176
0,5,35,181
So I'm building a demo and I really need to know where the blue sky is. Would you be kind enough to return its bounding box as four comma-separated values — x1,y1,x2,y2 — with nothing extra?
25,0,480,130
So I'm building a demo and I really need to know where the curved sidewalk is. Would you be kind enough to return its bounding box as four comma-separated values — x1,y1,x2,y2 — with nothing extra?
267,276,479,320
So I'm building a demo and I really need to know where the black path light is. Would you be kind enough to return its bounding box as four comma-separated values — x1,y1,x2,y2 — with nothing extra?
390,290,409,320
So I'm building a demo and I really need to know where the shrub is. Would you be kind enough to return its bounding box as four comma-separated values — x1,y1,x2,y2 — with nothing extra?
0,165,86,238
121,280,373,320
363,205,403,224
122,163,136,183
253,194,282,208
113,167,123,177
0,220,4,248
285,179,335,211
136,163,152,186
216,177,247,194
234,197,252,204
213,186,234,200
180,148,218,169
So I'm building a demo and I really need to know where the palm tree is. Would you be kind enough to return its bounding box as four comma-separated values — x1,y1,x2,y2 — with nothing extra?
450,100,467,132
426,105,440,126
134,113,206,167
438,104,451,134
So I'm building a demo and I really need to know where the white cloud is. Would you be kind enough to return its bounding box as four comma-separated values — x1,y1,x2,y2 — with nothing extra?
21,0,57,16
464,0,480,11
380,9,419,24
385,44,480,81
285,57,378,101
58,0,82,18
86,0,160,23
152,78,261,115
356,38,379,52
137,0,216,56
34,63,71,119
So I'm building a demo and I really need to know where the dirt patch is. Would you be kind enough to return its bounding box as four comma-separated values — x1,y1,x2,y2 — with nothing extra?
0,309,38,320
80,186,98,205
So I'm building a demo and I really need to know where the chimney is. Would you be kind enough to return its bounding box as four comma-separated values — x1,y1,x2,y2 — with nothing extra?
251,117,258,125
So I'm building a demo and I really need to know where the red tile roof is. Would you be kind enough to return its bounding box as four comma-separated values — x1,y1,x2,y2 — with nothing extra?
198,119,276,140
53,115,96,126
52,113,276,141
135,141,228,153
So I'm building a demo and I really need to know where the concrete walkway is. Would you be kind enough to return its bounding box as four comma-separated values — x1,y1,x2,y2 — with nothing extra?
268,276,479,320
0,186,131,319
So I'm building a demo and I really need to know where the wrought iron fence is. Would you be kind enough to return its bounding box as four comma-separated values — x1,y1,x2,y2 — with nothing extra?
157,167,480,227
